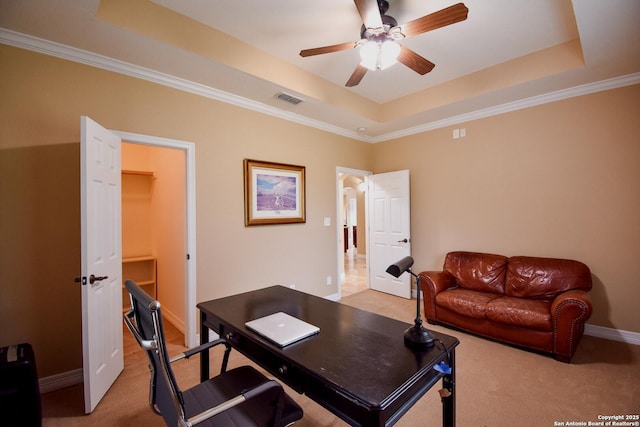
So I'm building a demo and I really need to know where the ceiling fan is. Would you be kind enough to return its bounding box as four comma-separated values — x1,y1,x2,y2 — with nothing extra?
299,0,469,87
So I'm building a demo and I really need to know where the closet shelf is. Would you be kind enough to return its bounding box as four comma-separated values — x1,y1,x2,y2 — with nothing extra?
122,170,155,177
123,255,156,263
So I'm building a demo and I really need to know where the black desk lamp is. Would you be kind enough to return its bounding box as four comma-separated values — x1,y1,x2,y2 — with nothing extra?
386,256,435,349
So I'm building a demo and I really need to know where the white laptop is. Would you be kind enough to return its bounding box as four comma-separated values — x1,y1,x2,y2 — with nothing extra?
245,312,320,347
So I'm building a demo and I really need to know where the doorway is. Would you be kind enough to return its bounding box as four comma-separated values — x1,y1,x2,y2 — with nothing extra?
121,142,185,337
113,130,197,348
336,167,371,298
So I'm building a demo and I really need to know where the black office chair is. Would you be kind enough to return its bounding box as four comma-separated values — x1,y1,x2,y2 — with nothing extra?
123,280,303,427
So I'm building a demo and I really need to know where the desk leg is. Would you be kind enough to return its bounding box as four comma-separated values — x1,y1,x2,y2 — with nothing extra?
442,349,456,427
200,311,210,383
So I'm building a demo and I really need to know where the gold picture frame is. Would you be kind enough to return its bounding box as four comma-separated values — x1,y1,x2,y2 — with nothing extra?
244,159,306,226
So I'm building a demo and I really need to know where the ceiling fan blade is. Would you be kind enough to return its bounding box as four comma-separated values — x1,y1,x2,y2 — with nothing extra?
397,45,435,75
401,3,469,38
300,41,358,57
354,0,383,30
345,64,368,87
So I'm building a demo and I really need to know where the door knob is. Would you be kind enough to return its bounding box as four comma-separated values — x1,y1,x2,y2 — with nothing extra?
89,274,108,284
397,238,408,243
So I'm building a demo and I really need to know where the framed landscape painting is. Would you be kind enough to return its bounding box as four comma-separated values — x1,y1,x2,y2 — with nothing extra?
244,159,306,226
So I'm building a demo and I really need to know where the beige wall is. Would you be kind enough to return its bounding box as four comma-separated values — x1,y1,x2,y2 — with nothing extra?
0,44,638,379
373,85,640,332
0,142,81,375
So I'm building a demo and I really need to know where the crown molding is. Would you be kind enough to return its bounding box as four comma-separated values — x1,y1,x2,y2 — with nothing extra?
374,72,640,142
2,28,638,144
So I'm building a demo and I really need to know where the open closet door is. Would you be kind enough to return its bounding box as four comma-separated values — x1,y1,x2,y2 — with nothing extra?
80,116,124,413
367,170,412,299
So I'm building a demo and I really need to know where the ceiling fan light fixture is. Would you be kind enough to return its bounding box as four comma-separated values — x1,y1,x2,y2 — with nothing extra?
300,1,468,86
359,39,400,71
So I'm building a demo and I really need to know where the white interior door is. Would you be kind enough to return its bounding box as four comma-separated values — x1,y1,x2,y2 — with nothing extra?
80,116,124,413
367,170,411,298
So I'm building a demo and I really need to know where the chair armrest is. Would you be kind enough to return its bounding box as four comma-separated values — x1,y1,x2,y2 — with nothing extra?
241,380,283,401
183,380,285,427
171,339,233,374
551,289,593,362
170,338,231,363
419,271,457,321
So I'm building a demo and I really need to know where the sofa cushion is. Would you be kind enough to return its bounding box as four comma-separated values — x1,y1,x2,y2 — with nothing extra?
444,251,507,295
435,288,501,319
486,296,552,331
505,256,592,298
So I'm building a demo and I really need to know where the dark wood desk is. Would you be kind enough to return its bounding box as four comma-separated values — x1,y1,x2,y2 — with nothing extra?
197,286,459,427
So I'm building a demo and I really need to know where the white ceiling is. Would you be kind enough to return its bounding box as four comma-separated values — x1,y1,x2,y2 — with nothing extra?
1,0,639,141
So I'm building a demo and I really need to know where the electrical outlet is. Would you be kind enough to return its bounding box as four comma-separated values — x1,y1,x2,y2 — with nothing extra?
460,128,466,138
326,276,332,285
453,129,460,139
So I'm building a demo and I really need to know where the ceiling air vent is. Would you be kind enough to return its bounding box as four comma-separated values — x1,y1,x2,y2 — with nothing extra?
275,92,304,106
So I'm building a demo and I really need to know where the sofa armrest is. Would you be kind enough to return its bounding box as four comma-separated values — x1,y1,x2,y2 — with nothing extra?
551,289,593,362
419,271,457,321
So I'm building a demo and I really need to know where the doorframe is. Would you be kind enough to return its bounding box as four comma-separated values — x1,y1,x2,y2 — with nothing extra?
112,130,197,347
335,167,371,299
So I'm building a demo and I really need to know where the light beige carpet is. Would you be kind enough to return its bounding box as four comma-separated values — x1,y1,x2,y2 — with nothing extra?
41,289,639,426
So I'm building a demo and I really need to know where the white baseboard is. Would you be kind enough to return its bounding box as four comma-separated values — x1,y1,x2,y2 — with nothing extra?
39,368,83,394
325,292,340,302
584,324,640,345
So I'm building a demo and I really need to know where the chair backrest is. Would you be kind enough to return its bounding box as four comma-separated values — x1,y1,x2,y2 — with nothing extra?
124,279,185,426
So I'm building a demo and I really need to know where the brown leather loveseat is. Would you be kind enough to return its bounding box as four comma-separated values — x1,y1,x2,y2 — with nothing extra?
419,251,593,362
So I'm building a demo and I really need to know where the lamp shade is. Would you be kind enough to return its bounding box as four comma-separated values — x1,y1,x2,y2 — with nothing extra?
385,256,414,278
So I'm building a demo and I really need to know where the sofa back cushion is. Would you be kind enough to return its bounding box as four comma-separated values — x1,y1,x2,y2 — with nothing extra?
444,251,508,295
505,256,592,298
